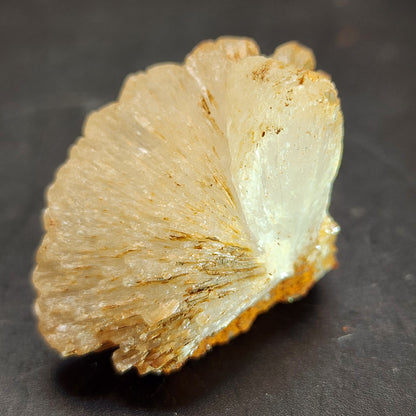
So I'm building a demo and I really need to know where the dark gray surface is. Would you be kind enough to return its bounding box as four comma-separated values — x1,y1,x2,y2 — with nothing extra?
1,0,415,415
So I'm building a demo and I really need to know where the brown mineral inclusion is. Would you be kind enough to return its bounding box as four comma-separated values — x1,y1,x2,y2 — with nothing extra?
33,37,343,375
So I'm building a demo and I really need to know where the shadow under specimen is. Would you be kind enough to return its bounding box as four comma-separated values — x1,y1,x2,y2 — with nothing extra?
55,286,322,410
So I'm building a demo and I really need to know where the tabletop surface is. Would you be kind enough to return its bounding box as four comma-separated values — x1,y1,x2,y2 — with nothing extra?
1,1,415,415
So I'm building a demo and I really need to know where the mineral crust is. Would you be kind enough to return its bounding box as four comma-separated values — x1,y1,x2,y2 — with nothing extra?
33,37,343,375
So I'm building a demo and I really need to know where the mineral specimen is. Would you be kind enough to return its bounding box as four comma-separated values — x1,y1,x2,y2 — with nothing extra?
33,37,343,375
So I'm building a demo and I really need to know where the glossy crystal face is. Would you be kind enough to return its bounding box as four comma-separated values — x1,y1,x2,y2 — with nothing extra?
33,37,343,374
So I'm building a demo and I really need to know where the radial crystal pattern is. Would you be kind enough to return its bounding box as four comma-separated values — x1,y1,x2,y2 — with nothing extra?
33,37,343,375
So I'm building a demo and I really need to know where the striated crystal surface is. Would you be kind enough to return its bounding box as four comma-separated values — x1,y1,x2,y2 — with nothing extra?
33,37,343,375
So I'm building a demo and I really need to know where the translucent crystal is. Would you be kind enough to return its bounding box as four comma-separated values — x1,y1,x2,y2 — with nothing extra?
33,37,343,375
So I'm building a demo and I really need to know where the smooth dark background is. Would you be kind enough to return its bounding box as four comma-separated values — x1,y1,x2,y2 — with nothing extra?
1,0,415,415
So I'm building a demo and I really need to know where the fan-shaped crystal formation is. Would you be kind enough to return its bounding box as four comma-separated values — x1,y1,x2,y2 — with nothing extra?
33,37,343,375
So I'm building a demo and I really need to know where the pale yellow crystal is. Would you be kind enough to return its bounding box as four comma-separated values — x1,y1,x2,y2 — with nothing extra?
33,37,343,375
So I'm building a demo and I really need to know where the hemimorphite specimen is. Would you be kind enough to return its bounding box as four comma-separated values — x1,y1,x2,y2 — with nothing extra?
33,37,343,375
